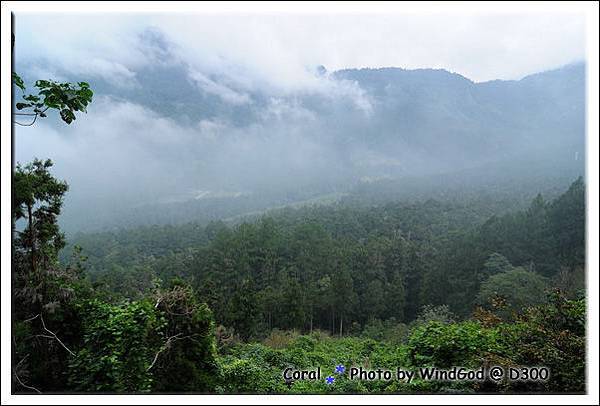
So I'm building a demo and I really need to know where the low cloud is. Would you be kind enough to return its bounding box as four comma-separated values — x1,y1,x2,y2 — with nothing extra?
15,91,351,218
188,68,252,105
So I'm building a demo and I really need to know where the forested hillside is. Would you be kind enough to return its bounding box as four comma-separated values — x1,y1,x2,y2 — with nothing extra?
14,165,585,393
64,177,585,332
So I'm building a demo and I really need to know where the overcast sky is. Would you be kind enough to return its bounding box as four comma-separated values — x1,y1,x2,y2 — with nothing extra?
15,12,585,85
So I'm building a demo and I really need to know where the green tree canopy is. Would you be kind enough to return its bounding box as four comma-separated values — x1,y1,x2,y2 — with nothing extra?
477,267,548,317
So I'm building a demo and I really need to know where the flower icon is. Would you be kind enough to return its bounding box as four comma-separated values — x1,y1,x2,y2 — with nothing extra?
325,376,335,385
335,364,345,374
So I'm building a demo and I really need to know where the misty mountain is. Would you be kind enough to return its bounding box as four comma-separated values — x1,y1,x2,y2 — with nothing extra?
333,63,585,160
85,59,585,175
19,52,585,232
97,60,585,145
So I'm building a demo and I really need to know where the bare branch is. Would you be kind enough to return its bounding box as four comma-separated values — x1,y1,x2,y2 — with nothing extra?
13,372,41,393
34,334,57,340
12,107,49,126
13,114,38,127
23,314,40,323
39,313,74,356
148,333,182,371
15,354,30,370
13,364,41,394
163,309,195,316
147,333,199,371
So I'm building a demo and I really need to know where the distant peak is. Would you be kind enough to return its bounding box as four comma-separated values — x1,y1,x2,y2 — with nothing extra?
332,66,474,84
315,65,328,76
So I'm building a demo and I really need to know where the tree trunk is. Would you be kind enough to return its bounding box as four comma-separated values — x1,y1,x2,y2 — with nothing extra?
339,316,343,338
331,309,335,335
27,204,35,275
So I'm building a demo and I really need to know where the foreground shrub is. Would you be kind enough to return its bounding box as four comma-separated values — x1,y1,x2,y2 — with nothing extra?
407,320,500,368
497,291,585,393
67,281,219,392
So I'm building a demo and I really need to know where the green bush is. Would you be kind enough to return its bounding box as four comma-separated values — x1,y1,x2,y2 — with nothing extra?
219,358,286,393
68,299,161,392
67,282,219,392
497,291,585,392
407,320,500,368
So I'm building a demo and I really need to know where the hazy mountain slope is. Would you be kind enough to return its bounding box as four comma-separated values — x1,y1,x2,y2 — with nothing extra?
23,58,584,232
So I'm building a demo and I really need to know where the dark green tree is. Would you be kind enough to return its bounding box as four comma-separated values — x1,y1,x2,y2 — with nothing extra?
226,278,260,340
548,177,585,268
12,159,83,351
12,160,85,392
477,267,548,318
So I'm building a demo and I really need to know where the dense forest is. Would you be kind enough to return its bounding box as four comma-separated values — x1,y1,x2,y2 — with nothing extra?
63,177,586,331
13,158,586,393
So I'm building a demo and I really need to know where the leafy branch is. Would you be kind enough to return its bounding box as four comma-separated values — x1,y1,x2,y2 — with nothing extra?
12,72,93,126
